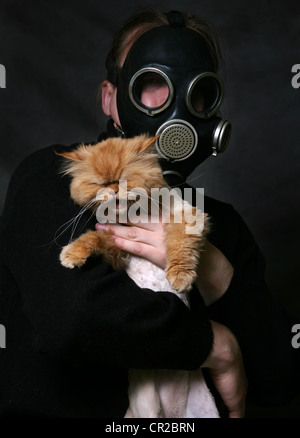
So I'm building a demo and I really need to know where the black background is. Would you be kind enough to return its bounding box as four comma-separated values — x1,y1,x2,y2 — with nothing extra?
0,0,299,417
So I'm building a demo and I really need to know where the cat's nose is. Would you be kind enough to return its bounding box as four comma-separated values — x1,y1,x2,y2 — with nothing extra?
110,184,119,193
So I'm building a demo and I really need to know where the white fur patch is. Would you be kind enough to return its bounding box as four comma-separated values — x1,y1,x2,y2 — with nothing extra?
125,256,219,418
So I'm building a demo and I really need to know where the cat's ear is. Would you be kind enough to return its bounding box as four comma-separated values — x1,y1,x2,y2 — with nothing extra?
55,147,86,162
135,134,160,153
55,146,89,175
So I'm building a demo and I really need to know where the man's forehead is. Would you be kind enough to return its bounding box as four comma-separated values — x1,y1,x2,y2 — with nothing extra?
123,26,215,72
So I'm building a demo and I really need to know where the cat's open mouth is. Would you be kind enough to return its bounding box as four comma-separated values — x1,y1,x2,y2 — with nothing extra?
114,198,138,214
96,195,150,224
97,197,134,216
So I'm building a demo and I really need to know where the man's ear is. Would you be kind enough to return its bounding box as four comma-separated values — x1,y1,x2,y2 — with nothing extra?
101,80,115,116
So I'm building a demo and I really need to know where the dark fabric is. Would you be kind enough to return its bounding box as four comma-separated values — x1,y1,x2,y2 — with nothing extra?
0,135,298,417
204,199,300,405
0,140,212,417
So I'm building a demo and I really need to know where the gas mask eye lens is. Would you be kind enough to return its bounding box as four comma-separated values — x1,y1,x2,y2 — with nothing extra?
190,77,217,112
187,73,224,119
129,68,173,116
135,73,168,107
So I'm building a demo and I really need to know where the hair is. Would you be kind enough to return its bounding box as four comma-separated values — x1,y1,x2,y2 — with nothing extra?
106,7,223,74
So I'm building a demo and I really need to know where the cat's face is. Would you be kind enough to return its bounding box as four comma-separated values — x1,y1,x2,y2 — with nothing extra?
57,135,165,219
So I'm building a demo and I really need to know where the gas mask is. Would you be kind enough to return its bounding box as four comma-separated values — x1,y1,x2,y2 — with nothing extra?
105,13,231,184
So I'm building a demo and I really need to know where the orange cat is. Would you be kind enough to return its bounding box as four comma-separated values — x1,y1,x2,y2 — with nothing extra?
57,134,209,293
57,135,219,418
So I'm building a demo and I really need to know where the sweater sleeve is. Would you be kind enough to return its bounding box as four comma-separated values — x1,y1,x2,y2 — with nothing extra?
205,201,300,405
0,146,213,370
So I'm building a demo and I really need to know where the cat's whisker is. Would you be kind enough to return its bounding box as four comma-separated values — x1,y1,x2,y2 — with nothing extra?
54,217,80,244
68,209,96,243
67,198,99,243
135,202,149,216
129,191,173,215
54,197,99,245
170,168,209,189
148,194,172,213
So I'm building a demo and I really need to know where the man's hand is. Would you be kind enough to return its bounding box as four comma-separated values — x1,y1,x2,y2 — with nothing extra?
201,321,248,418
95,221,167,269
96,222,233,305
96,222,247,417
195,239,234,305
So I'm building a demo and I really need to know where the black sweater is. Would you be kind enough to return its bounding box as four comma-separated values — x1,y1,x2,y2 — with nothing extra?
0,139,299,418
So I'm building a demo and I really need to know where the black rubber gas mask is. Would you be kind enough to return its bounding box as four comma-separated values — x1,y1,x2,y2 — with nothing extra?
106,17,231,184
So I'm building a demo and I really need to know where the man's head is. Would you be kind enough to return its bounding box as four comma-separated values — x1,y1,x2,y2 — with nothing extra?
101,9,231,183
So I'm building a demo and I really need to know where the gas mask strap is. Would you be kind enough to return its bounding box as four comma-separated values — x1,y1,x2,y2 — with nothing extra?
165,10,185,27
105,53,120,86
114,124,125,137
106,119,125,138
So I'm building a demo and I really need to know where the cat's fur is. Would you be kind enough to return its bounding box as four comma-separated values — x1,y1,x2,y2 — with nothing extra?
57,134,219,417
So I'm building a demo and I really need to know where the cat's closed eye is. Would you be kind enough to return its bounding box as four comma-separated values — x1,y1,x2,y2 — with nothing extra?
102,181,119,187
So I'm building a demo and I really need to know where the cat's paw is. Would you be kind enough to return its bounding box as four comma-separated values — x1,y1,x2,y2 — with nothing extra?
166,267,196,293
60,244,87,269
104,249,129,270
